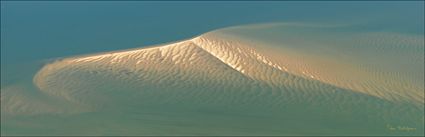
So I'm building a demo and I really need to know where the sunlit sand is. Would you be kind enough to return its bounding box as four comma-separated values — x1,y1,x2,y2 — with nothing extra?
1,23,424,136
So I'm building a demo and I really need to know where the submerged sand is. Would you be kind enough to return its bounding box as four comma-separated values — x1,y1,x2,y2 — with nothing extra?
1,23,424,136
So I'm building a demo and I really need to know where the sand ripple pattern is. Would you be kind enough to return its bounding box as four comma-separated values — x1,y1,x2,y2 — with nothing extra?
2,23,424,135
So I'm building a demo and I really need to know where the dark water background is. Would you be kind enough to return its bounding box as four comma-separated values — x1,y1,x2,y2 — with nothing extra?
1,1,423,65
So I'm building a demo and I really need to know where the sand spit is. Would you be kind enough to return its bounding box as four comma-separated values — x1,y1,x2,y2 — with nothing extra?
2,23,424,135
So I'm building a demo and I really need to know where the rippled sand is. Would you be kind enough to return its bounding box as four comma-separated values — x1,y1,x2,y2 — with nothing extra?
1,23,424,136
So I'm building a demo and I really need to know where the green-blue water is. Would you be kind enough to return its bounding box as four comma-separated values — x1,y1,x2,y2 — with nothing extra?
1,1,423,65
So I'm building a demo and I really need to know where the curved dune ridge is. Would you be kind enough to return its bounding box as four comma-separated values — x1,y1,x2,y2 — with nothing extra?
2,23,424,135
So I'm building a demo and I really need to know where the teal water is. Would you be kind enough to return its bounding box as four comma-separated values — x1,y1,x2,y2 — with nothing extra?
1,1,423,64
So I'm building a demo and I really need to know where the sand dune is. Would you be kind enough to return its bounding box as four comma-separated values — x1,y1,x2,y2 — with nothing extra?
2,23,424,135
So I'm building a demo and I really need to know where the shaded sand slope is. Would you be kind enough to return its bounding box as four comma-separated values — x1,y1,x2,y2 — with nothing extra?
2,23,424,135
